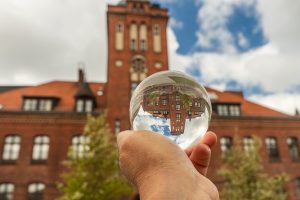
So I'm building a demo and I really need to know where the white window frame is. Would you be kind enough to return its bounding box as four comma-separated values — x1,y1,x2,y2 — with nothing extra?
32,136,49,161
0,183,14,200
2,135,21,161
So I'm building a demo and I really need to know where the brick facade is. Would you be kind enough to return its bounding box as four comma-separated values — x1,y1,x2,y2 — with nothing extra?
0,0,300,199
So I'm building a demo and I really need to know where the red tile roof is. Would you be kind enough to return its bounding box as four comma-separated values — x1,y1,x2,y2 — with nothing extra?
0,80,288,117
206,87,288,117
0,81,106,112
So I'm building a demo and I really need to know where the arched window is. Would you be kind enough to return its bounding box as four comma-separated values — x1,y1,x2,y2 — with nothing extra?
32,136,49,162
153,24,161,53
115,22,124,50
0,183,14,200
265,136,280,162
243,136,254,152
139,24,147,51
28,183,45,200
130,56,147,94
72,135,87,158
130,23,138,50
287,137,300,161
220,136,232,156
2,135,21,161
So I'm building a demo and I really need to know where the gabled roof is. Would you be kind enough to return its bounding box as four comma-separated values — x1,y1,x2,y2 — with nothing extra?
0,81,106,112
205,87,288,117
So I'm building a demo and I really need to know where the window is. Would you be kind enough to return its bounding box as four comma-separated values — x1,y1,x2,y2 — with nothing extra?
217,105,228,116
220,136,232,155
116,23,123,33
176,104,180,111
130,39,137,50
72,135,86,158
130,56,147,94
24,99,38,111
229,105,241,116
28,183,45,200
243,136,254,152
161,99,167,106
265,137,280,162
216,104,241,116
2,135,21,161
115,119,121,134
153,25,160,35
32,136,49,162
175,95,180,101
23,98,53,112
131,82,138,95
153,24,161,53
76,99,93,113
130,23,137,50
0,183,14,200
296,178,300,199
287,137,300,161
140,40,147,51
140,24,147,51
176,113,181,122
115,22,124,50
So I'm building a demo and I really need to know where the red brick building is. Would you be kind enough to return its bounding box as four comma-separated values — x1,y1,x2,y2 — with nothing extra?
142,84,207,135
0,0,300,199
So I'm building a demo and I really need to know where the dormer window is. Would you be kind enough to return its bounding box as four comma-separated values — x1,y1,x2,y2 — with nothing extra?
23,97,57,112
213,103,241,116
76,99,93,113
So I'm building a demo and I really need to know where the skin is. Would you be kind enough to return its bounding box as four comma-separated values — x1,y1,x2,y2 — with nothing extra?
117,130,219,200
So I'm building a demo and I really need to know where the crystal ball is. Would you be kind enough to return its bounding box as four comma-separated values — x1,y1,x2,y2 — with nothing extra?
129,71,212,149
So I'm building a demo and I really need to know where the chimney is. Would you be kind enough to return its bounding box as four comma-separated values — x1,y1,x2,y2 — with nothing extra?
78,68,85,85
296,108,300,116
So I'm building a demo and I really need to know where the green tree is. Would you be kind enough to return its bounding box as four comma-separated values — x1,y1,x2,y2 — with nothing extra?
58,114,134,200
218,136,288,200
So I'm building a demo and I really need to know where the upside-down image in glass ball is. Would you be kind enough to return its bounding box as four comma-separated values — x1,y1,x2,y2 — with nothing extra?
130,71,212,149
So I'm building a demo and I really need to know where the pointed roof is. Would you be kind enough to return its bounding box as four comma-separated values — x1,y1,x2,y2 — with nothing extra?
75,82,94,98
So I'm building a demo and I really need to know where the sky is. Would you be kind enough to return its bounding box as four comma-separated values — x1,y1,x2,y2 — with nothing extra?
0,0,299,115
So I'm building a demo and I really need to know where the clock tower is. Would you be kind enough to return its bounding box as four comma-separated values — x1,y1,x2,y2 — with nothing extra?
106,0,169,133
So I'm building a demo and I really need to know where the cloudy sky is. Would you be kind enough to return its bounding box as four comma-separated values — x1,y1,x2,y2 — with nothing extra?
0,0,299,115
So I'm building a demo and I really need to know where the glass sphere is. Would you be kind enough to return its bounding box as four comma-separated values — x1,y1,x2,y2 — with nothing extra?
130,71,212,149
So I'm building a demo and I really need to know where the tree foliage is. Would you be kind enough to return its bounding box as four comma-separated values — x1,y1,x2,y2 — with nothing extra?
58,114,133,200
218,136,288,200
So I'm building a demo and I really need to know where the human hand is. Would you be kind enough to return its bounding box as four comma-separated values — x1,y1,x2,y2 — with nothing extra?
117,130,219,200
185,131,217,176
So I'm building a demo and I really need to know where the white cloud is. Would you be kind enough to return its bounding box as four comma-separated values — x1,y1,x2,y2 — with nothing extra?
0,0,119,85
169,18,183,30
249,93,300,115
237,32,249,49
195,0,256,53
166,0,300,115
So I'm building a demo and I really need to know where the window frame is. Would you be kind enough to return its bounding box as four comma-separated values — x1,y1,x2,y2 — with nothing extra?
27,182,45,200
220,136,233,156
265,136,280,162
2,135,21,162
243,136,254,152
23,98,54,112
75,98,94,113
32,135,50,163
287,137,300,162
0,183,14,200
72,135,86,159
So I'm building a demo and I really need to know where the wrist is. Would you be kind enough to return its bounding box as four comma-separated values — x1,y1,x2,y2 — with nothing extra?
136,167,217,200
